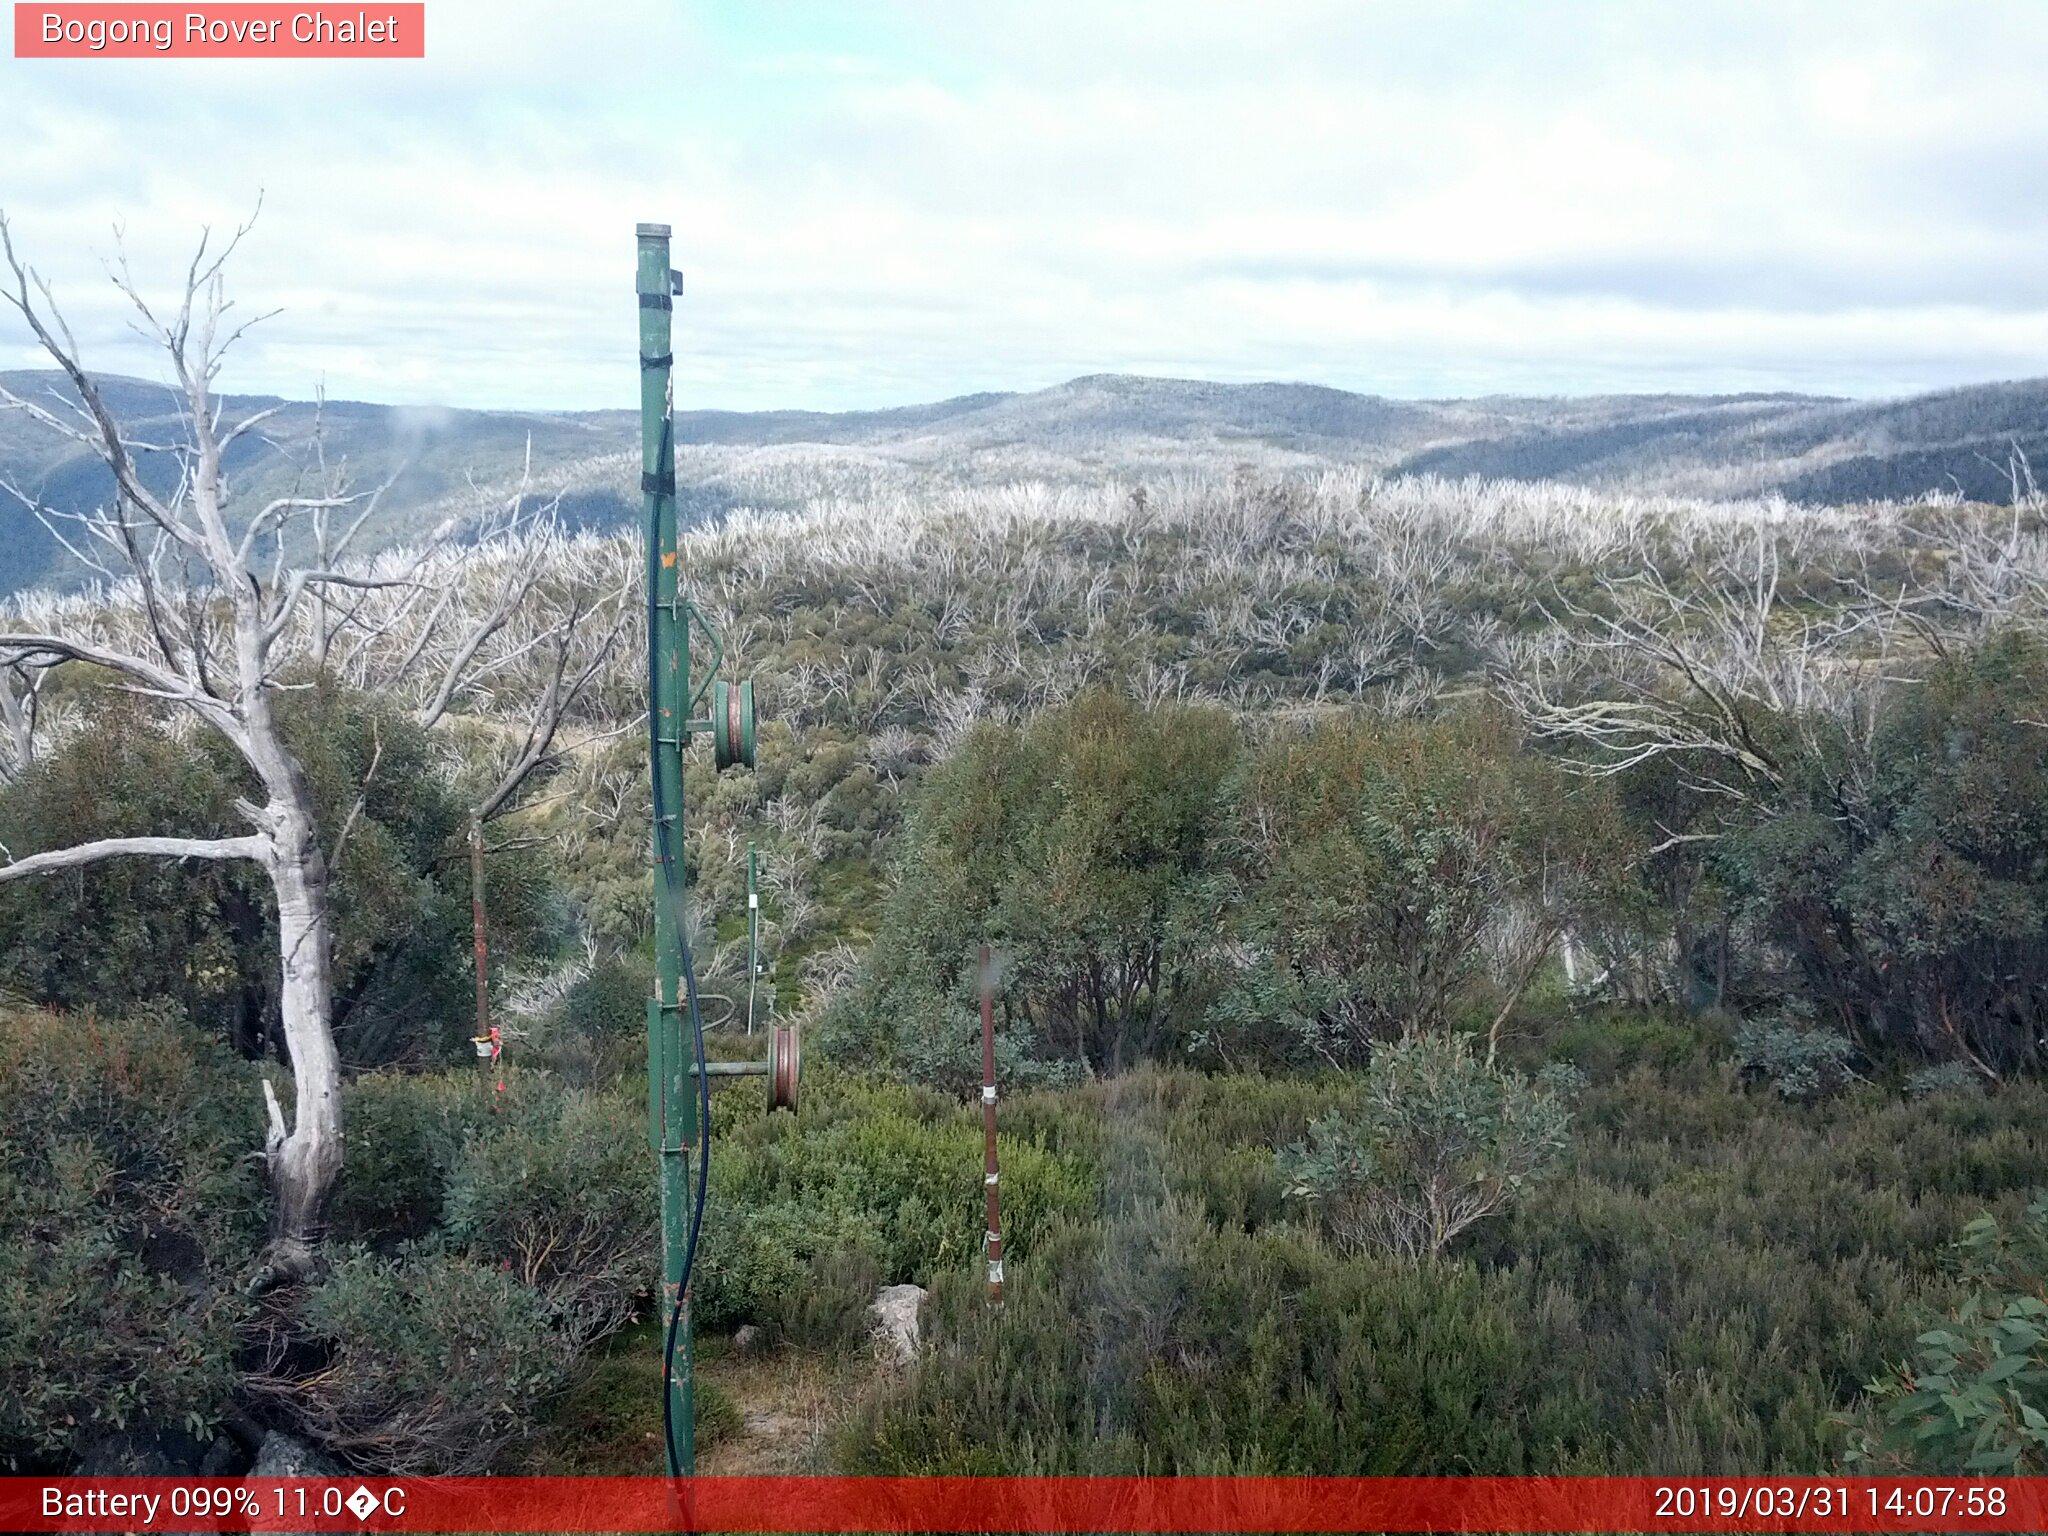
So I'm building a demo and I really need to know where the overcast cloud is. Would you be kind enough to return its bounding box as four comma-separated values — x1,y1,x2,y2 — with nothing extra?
1,0,2044,410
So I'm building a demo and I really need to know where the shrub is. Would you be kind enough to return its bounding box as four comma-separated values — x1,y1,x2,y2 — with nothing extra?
1545,1007,1730,1083
545,950,655,1084
694,1376,744,1450
694,1070,1096,1335
0,684,563,1067
442,1083,656,1345
774,1246,886,1351
328,1067,656,1336
1847,1196,2048,1473
1906,1061,1986,1100
254,1248,574,1473
277,685,561,1065
1489,1062,2048,1472
840,1050,2048,1477
838,1201,1543,1475
1237,710,1634,1058
832,691,1240,1085
1734,1014,1858,1101
549,959,649,1049
0,699,251,1038
1279,1033,1574,1258
530,1317,740,1472
0,1006,262,1469
1715,631,2048,1075
837,698,1635,1082
247,1069,651,1470
327,1070,489,1245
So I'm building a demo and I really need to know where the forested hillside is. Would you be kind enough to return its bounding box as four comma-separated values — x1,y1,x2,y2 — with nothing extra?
5,460,2048,1476
5,367,2045,595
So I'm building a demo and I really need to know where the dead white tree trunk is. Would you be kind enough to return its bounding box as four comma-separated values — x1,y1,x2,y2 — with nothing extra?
262,818,342,1271
0,211,618,1285
0,659,46,780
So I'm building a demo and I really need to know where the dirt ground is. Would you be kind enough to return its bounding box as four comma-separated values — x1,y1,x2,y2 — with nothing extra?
537,1314,884,1475
696,1343,875,1474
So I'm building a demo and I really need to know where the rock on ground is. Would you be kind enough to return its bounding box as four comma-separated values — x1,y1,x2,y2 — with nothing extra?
252,1429,341,1478
246,1432,344,1536
869,1283,928,1366
76,1426,204,1474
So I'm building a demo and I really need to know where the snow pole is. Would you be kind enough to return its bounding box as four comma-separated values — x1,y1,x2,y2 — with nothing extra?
746,841,760,1035
469,816,488,1050
981,944,1003,1303
468,815,501,1109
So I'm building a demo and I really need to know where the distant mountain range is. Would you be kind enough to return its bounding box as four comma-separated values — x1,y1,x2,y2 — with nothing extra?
1,369,2043,595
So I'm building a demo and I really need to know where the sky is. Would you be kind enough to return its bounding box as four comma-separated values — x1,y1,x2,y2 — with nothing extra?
2,0,2046,412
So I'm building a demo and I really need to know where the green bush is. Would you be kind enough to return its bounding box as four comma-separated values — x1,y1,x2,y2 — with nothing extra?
775,1245,886,1351
1906,1061,1986,1099
259,1248,574,1473
1715,632,2048,1075
0,698,250,1038
0,684,563,1067
1236,710,1634,1058
1487,1065,2048,1472
248,1069,653,1471
831,691,1241,1086
1735,1013,1859,1101
839,1202,1543,1475
327,1070,489,1245
329,1067,655,1345
694,1376,744,1450
694,1069,1097,1334
0,1006,262,1469
442,1083,656,1344
841,1053,2048,1475
1848,1196,2048,1472
1544,1007,1730,1083
551,953,660,1044
1279,1033,1575,1258
529,1315,738,1472
836,696,1636,1083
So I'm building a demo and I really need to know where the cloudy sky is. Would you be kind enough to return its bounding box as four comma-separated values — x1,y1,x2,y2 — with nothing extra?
3,1,2046,411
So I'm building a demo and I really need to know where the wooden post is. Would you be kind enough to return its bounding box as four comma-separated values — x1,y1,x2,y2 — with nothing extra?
981,943,1003,1303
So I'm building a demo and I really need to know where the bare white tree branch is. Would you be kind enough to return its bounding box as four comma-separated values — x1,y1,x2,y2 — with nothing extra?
0,832,266,882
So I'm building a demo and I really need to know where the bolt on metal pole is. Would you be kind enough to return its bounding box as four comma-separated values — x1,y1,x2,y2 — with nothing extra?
981,943,1003,1302
639,220,696,1476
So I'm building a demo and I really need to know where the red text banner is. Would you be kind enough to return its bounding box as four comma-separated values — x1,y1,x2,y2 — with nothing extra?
3,1476,2046,1533
14,4,425,57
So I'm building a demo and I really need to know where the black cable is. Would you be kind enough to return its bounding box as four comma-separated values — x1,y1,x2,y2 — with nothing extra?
659,932,710,1482
654,929,710,1481
646,404,713,1486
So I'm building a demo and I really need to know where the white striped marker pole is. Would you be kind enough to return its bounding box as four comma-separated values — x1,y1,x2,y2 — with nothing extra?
980,942,1003,1303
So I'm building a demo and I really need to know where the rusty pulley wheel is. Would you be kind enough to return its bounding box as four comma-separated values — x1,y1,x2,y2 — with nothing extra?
712,678,756,770
767,1023,799,1113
